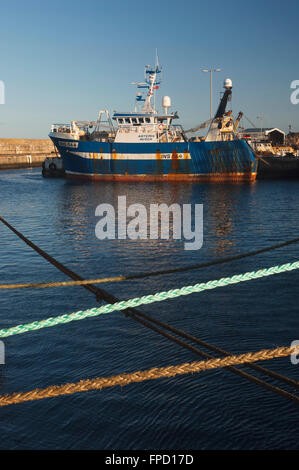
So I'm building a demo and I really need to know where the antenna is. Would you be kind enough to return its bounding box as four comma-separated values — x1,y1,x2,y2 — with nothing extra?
154,49,161,111
155,48,159,71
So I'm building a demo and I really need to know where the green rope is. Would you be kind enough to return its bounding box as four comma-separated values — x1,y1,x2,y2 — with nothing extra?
1,260,299,339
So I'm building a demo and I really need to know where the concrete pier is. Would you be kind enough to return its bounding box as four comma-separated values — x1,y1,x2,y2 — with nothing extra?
0,138,55,170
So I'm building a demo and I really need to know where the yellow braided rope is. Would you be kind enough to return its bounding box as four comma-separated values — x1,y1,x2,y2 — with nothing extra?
0,346,297,408
0,276,126,290
1,235,299,290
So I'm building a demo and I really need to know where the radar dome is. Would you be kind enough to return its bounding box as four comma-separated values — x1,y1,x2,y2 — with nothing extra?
162,96,171,109
223,78,232,89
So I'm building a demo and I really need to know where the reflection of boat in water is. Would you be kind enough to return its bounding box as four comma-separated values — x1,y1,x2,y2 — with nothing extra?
49,59,257,182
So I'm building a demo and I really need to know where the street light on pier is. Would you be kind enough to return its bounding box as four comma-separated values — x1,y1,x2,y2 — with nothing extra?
202,68,221,119
256,116,264,138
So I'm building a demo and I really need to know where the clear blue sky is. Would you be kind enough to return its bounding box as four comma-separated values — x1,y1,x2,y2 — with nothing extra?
0,0,298,138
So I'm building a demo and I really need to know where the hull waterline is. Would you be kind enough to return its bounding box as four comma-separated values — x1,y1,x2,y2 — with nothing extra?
50,137,257,183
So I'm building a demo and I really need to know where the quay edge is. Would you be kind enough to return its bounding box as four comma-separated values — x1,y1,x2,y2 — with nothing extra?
0,138,55,170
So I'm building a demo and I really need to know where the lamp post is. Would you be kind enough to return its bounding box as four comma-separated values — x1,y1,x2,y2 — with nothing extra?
202,68,221,119
257,116,264,139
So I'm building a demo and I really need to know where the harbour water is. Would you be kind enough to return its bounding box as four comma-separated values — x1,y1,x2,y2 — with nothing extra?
0,168,298,450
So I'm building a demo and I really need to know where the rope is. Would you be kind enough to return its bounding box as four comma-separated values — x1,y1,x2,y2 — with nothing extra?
124,312,299,404
0,346,297,408
167,325,299,389
1,260,299,339
0,276,126,290
1,216,298,404
0,215,102,297
1,236,299,290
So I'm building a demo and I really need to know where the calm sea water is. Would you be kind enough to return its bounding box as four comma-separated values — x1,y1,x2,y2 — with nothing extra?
0,168,298,450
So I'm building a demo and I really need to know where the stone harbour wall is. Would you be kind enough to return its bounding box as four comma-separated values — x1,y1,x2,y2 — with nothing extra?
0,138,56,169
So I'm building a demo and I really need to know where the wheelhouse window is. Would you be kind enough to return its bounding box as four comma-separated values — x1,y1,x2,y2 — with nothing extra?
145,118,150,123
132,118,137,124
139,118,144,124
125,118,131,124
118,118,124,124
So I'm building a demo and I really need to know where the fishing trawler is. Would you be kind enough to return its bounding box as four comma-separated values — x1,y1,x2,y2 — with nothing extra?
49,60,257,181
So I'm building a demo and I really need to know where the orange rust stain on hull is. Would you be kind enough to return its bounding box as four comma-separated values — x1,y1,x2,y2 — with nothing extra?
66,172,257,183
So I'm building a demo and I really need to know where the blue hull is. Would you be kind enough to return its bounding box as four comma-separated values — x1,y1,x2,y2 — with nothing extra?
50,137,257,182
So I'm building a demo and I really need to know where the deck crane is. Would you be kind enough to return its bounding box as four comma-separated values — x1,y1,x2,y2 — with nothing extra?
233,112,244,133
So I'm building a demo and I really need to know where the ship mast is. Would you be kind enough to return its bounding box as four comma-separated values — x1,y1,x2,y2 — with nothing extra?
142,53,161,114
131,54,161,113
142,72,156,113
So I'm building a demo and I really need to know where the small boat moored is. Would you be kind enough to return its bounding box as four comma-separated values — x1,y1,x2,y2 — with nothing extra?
42,156,65,178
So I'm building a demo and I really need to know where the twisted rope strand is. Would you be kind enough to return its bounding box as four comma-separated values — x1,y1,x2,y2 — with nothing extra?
1,260,299,338
0,346,297,408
